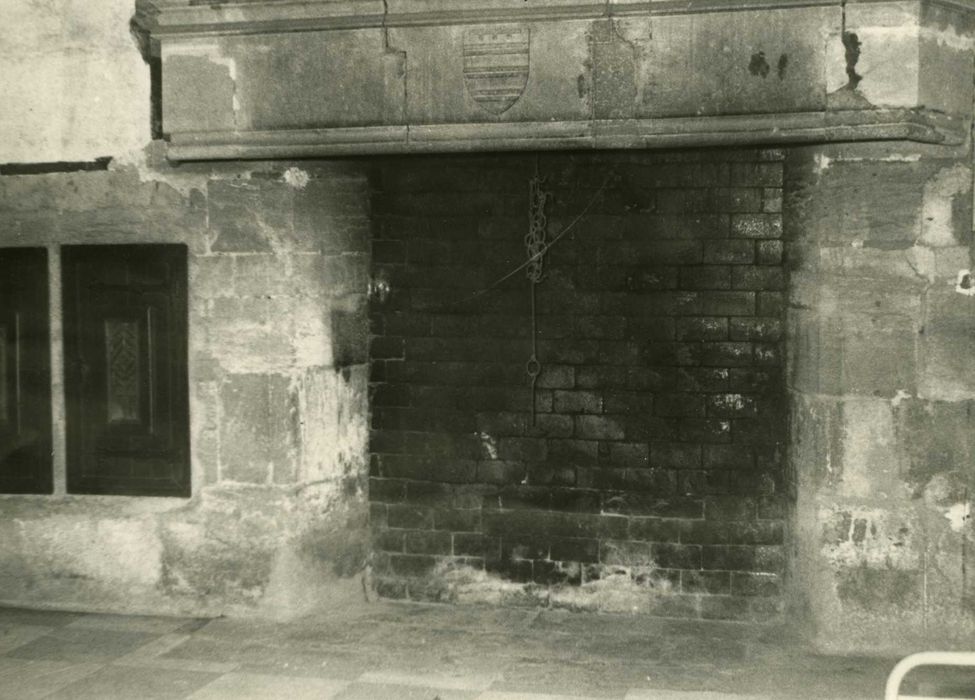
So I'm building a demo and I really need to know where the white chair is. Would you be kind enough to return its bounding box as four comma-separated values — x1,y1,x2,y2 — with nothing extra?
885,651,975,700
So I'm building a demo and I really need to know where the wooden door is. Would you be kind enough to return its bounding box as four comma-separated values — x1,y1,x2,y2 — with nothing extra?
0,247,52,494
63,245,189,497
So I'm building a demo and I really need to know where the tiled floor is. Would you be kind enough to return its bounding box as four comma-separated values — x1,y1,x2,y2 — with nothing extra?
0,602,944,699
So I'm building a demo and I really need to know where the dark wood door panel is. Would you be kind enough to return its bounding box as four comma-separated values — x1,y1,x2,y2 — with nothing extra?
63,244,189,497
0,247,52,494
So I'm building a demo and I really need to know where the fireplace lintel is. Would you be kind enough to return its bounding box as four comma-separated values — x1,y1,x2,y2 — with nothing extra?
138,0,975,161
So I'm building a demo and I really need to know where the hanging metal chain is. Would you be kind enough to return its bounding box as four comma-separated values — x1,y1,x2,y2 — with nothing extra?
526,177,548,284
526,175,548,426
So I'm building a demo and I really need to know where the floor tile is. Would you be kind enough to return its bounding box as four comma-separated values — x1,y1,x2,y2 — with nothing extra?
0,658,103,700
116,632,194,661
0,602,890,700
358,670,500,691
176,618,216,634
334,682,481,700
477,693,602,700
66,613,198,635
42,664,220,700
0,624,52,655
0,608,83,629
5,627,159,662
360,603,539,634
164,636,369,678
237,652,373,681
114,633,239,675
188,672,350,699
624,692,772,700
488,661,643,699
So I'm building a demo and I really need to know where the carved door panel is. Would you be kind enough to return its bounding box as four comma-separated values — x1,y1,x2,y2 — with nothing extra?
63,245,189,497
0,248,52,494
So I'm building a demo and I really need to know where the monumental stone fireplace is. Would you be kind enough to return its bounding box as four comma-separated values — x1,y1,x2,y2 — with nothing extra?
0,0,974,655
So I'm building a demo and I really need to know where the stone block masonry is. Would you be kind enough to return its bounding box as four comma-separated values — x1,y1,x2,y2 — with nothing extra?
0,149,373,618
368,150,788,619
786,141,975,654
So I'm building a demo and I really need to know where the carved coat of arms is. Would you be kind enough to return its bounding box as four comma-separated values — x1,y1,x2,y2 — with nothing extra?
462,25,531,115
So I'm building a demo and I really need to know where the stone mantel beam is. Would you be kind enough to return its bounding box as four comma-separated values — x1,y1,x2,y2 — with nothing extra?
136,0,975,160
137,0,975,35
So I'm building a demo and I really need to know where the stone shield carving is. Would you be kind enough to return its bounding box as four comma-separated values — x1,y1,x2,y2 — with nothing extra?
462,25,530,115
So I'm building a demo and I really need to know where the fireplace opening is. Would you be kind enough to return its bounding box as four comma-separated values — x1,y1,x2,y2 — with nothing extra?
367,149,788,619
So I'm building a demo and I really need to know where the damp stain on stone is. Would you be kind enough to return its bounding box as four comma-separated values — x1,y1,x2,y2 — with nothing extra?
589,19,639,119
836,564,918,608
748,51,771,78
777,54,789,80
331,308,369,370
842,32,863,90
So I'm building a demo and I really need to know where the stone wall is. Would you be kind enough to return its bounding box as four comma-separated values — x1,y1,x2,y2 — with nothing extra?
787,141,975,653
0,0,149,164
368,150,789,619
0,149,373,618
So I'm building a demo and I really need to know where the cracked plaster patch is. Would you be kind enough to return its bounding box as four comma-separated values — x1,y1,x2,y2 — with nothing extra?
955,269,975,297
945,502,972,532
920,165,971,248
283,167,310,190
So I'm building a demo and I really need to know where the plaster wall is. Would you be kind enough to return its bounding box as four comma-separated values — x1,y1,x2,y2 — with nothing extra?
0,0,150,165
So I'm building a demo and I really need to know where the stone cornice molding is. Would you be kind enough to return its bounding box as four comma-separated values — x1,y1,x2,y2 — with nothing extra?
137,0,860,36
140,0,975,160
165,109,966,161
136,0,975,37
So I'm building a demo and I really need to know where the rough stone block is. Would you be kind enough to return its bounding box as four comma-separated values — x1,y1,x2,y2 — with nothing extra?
208,180,293,253
162,53,236,134
844,315,917,397
703,445,755,471
682,520,783,546
680,266,731,291
706,394,758,418
676,317,728,341
549,537,600,563
703,239,755,265
702,545,784,573
732,266,785,291
651,443,702,470
607,442,650,468
218,373,296,484
552,390,603,415
680,419,733,444
919,288,975,401
702,342,753,367
756,240,784,265
654,393,704,418
404,530,452,556
729,318,782,342
191,255,235,300
374,529,405,553
626,518,683,543
682,570,732,595
387,505,435,530
574,415,625,441
698,291,757,317
652,543,702,569
731,215,783,239
792,158,926,246
369,477,407,504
